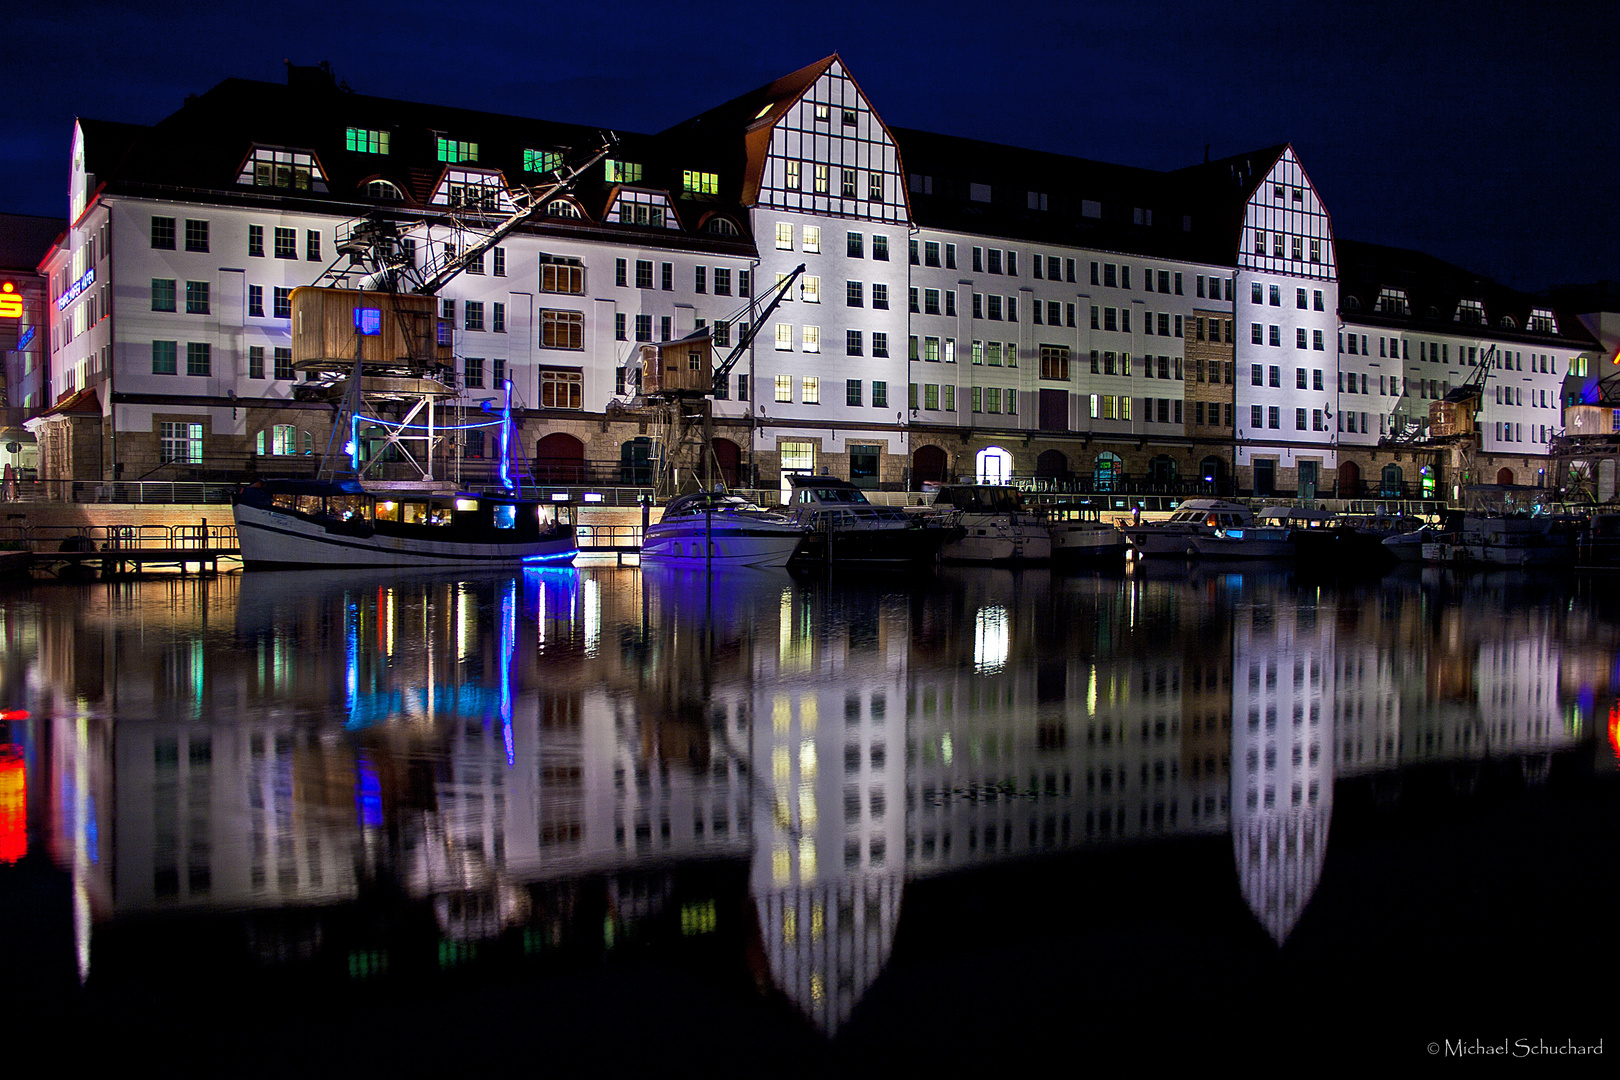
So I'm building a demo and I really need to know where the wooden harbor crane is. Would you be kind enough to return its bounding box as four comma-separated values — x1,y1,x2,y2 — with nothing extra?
289,136,616,485
625,264,805,498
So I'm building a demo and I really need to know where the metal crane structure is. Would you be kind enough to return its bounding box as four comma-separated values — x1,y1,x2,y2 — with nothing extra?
289,135,616,486
621,263,806,499
1377,342,1497,494
1549,358,1620,503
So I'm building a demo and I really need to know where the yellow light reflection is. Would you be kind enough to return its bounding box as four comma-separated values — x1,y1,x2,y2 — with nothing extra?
773,694,791,734
773,746,789,783
810,901,825,941
942,733,953,765
799,837,816,882
801,696,817,731
1086,666,1097,715
773,847,791,886
799,741,816,777
798,786,816,827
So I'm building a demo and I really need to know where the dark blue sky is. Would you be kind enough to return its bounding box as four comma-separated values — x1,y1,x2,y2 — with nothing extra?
6,1,1615,294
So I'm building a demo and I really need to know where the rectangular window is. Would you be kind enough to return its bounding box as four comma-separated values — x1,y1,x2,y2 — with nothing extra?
814,165,829,194
273,287,291,319
247,225,264,257
540,310,584,349
872,235,889,260
1040,345,1070,381
682,170,719,195
1269,325,1280,347
1251,404,1263,429
775,324,792,351
661,263,672,291
274,348,294,380
274,227,296,258
185,280,210,315
151,340,177,375
160,422,202,464
848,379,863,407
924,288,940,315
185,219,209,252
152,278,176,312
873,381,888,408
1297,328,1307,349
872,333,888,358
634,260,653,289
924,241,940,267
540,257,585,294
786,161,801,189
151,216,175,249
847,281,863,307
847,231,863,258
616,259,628,288
802,276,820,303
463,356,484,389
775,374,793,402
438,139,480,164
465,301,485,331
186,342,211,376
872,284,888,310
246,345,265,380
493,302,505,333
1269,407,1280,429
802,326,820,353
539,369,583,409
306,229,321,261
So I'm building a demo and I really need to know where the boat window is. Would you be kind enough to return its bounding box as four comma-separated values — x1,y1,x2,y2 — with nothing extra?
272,492,296,510
402,502,429,525
296,495,324,517
375,500,401,522
493,504,516,529
455,498,479,512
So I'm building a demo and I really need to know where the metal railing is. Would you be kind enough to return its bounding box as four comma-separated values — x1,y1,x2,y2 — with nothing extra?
4,480,238,504
0,522,238,554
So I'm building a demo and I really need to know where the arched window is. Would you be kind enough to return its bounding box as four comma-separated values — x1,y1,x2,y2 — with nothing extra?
705,216,740,236
975,446,1012,485
1344,295,1362,312
1147,454,1177,485
546,199,582,219
365,179,405,201
1094,452,1122,492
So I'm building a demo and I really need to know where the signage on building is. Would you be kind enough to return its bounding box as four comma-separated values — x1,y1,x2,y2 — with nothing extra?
55,267,94,312
15,326,34,350
0,282,22,319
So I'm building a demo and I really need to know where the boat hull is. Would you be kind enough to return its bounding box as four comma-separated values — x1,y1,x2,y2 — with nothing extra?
641,521,804,568
234,501,577,569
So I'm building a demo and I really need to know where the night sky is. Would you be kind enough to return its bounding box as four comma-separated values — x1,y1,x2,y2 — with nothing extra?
6,1,1615,294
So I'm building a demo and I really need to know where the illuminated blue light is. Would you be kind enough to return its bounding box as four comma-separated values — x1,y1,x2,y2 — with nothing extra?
523,549,579,564
353,307,383,335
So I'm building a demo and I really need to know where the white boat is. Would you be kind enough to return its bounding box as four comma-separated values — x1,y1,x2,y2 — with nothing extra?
928,485,1052,563
1189,522,1293,559
641,490,806,568
1123,499,1255,558
233,479,577,569
1036,501,1127,562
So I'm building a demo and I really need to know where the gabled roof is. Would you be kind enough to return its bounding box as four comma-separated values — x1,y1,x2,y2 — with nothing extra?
658,56,837,207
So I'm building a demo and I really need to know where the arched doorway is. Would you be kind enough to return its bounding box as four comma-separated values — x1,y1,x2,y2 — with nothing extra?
912,445,947,488
534,432,584,484
710,438,741,489
1094,452,1123,492
1381,463,1404,496
1496,467,1515,485
1035,449,1069,481
1147,454,1177,487
976,446,1013,485
620,437,659,486
1337,460,1361,497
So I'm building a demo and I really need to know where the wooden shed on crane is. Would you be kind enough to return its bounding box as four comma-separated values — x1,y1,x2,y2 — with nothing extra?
289,286,451,371
637,328,714,397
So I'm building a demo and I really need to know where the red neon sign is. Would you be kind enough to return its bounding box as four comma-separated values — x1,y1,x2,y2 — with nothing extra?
0,282,22,320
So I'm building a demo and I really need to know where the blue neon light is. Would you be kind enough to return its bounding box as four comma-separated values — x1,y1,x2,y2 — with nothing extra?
500,378,513,491
522,549,580,564
16,326,35,351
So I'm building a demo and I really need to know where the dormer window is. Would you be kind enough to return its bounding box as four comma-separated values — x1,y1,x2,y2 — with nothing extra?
1529,307,1558,334
237,147,328,192
345,128,390,154
608,190,677,229
436,138,478,164
683,171,719,196
366,179,405,201
523,148,562,174
546,199,582,218
705,216,740,237
755,103,776,120
1455,298,1486,325
1375,288,1410,316
430,169,509,212
605,159,642,183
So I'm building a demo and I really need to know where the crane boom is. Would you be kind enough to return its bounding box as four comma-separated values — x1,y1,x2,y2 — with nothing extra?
413,135,616,296
712,262,806,385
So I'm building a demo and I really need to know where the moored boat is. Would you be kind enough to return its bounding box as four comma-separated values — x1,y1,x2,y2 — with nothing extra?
784,476,957,565
233,479,577,569
929,485,1053,563
1036,500,1128,563
641,490,806,568
1123,498,1254,558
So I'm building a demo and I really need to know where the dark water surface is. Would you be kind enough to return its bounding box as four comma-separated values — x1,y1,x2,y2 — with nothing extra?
0,562,1614,1068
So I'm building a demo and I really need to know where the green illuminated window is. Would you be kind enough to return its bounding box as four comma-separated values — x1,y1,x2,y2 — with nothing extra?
436,138,478,163
605,159,642,183
524,148,562,173
345,127,390,154
683,170,719,195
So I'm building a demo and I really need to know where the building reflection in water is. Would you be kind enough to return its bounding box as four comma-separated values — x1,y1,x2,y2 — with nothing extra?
0,563,1602,1030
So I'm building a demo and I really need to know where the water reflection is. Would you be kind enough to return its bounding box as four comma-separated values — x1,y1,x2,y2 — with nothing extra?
0,563,1609,1038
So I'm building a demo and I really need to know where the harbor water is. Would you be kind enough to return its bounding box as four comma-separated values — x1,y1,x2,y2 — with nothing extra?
0,562,1613,1068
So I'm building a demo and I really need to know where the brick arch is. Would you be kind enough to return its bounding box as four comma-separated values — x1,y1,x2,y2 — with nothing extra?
534,432,584,485
911,444,947,488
